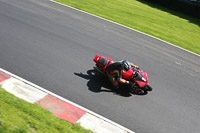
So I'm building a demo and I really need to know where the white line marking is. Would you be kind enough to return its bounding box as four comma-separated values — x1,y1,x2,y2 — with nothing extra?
0,68,134,133
50,0,200,57
77,112,129,133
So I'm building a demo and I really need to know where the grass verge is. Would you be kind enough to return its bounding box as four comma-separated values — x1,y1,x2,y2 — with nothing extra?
0,87,93,133
55,0,200,55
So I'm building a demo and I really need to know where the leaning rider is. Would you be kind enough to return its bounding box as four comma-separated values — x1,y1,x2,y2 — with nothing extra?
106,60,139,89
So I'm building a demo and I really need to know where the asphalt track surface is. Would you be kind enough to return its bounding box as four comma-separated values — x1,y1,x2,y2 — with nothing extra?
0,0,200,132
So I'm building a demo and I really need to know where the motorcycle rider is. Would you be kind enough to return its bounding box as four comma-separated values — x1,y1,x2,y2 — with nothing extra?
106,60,139,89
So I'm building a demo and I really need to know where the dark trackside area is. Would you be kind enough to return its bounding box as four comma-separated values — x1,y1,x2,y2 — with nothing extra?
141,0,200,19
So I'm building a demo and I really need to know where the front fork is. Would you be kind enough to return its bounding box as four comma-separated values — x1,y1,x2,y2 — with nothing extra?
129,82,145,93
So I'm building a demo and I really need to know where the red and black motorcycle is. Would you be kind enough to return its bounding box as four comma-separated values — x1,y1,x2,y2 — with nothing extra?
93,55,152,94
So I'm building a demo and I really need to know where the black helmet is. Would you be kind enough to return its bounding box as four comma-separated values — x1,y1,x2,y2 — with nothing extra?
121,60,131,71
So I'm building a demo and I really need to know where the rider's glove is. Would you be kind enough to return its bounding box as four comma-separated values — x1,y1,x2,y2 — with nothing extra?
135,65,139,69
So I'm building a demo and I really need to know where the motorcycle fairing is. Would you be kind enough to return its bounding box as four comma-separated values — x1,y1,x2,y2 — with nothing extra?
122,69,134,80
122,67,148,87
134,71,148,87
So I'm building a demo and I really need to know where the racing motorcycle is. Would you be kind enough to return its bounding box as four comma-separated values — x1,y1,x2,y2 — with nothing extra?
93,55,152,94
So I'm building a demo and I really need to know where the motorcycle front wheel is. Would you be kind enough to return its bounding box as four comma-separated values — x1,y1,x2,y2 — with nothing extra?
130,88,147,95
146,85,152,91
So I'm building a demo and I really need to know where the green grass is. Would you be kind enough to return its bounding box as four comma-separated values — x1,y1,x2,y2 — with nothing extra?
0,87,93,133
55,0,200,55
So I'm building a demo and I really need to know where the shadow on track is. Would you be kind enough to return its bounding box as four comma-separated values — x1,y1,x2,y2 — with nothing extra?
74,69,132,97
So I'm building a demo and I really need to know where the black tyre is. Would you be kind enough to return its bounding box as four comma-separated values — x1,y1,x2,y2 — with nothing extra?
130,88,147,95
146,85,152,91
